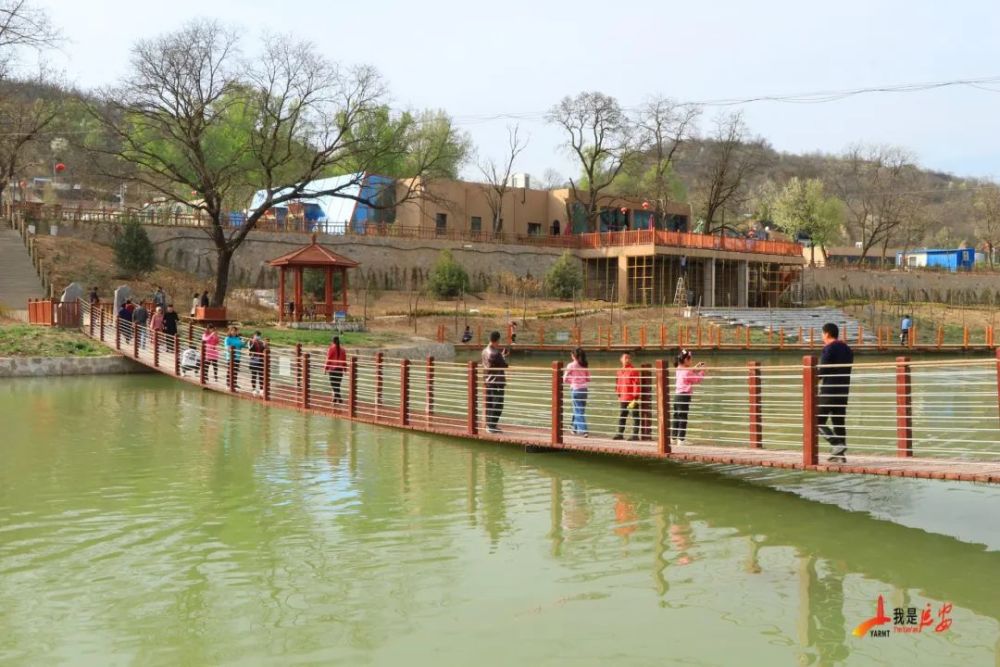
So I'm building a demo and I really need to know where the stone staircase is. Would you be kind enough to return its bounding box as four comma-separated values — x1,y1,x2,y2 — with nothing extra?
0,225,45,312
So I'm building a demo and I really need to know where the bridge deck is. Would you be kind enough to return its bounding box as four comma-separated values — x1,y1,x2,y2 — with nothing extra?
78,305,1000,485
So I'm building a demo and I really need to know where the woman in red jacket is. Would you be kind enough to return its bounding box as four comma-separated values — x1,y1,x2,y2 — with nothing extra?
324,336,347,405
614,352,641,441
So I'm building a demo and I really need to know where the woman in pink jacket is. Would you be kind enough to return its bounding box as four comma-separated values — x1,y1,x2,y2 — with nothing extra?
563,347,591,437
201,324,220,381
672,349,706,445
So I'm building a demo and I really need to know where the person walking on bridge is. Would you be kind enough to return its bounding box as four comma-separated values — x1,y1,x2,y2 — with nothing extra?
563,348,591,437
818,322,854,463
482,331,510,434
672,349,706,446
133,301,148,349
614,352,641,441
324,336,347,405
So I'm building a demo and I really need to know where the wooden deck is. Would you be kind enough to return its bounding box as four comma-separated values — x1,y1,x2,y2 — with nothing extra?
83,317,1000,486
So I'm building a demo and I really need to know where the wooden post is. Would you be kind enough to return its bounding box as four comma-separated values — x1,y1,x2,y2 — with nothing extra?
115,315,121,350
640,363,653,440
809,327,815,348
99,307,105,342
857,324,863,347
263,346,271,402
132,321,139,359
639,326,647,349
199,339,207,385
551,360,563,445
227,347,235,391
606,326,612,348
963,326,969,349
153,330,160,367
622,325,629,347
467,361,478,435
745,325,751,350
348,356,358,418
538,325,545,347
659,323,666,348
174,335,181,376
937,325,943,350
895,356,912,458
89,305,95,337
294,343,302,394
187,320,193,346
301,353,311,409
696,323,702,349
425,356,435,419
749,361,763,449
779,327,784,350
802,355,818,466
374,351,384,419
400,358,410,426
655,360,671,454
909,325,916,347
798,326,803,346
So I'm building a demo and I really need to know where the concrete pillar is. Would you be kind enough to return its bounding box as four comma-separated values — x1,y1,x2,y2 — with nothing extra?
617,255,629,304
737,261,749,307
702,259,716,307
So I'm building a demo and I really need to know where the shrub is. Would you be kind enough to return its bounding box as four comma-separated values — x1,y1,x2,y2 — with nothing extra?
113,219,156,277
544,251,583,299
426,249,469,298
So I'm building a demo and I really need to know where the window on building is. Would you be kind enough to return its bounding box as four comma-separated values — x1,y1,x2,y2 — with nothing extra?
435,213,447,235
470,216,482,234
527,223,542,236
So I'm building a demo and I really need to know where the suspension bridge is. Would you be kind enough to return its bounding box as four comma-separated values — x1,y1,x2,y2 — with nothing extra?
62,300,1000,484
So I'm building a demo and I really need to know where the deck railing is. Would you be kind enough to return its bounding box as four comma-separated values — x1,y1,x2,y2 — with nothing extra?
24,203,803,258
72,300,1000,481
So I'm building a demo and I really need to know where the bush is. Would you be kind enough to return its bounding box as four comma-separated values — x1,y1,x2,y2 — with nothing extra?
426,249,469,298
544,251,583,299
113,219,156,277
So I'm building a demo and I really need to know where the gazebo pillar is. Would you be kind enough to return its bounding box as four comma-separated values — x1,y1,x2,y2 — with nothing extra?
324,267,333,322
294,266,304,322
278,266,286,324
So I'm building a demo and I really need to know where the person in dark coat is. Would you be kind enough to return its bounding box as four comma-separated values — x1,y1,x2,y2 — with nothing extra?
817,322,854,463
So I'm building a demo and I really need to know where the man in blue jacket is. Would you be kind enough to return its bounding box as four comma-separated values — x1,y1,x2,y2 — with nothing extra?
817,322,853,463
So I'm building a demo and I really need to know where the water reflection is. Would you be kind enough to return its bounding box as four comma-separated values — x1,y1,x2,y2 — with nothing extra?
1,376,999,665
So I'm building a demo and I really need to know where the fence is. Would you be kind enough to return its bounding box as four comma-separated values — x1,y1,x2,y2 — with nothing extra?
74,299,1000,477
26,298,81,328
21,203,802,258
446,319,998,352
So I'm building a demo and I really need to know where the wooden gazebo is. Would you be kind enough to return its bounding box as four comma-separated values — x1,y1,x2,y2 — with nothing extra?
267,235,359,323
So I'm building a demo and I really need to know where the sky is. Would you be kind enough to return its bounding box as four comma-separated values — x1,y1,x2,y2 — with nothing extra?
34,0,1000,183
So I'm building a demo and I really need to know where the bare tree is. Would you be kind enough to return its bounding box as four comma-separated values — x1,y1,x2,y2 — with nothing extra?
636,96,699,222
0,75,61,206
0,0,58,77
477,124,527,234
88,20,468,306
690,111,768,234
835,145,919,262
974,184,1000,269
547,91,643,232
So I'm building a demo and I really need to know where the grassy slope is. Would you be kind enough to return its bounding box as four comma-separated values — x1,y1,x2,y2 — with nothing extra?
0,323,106,357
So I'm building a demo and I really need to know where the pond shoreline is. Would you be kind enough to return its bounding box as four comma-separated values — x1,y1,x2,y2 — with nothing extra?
0,355,151,377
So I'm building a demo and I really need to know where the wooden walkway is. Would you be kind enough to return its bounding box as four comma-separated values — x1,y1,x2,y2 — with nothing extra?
77,307,1000,485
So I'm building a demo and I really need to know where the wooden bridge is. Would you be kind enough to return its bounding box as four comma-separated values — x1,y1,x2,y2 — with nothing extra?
74,301,1000,484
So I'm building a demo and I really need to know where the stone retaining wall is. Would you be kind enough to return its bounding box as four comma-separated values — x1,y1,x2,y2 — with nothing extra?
0,355,151,377
805,267,1000,304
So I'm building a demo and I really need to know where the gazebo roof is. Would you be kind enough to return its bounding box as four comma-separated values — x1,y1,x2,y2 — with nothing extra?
267,235,360,268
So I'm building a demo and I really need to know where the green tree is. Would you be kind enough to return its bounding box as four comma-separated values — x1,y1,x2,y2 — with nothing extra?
544,251,583,299
426,249,469,298
87,21,470,307
113,218,156,277
773,177,843,266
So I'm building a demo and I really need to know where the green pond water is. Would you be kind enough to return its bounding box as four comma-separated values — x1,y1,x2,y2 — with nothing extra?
1,375,999,666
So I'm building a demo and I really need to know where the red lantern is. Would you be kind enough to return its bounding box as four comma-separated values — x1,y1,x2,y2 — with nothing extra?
641,201,650,210
54,162,65,173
